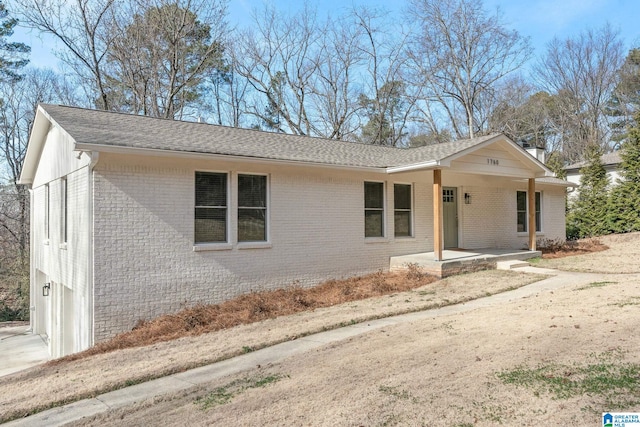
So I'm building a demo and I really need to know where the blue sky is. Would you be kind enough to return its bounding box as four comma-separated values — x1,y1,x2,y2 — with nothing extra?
229,0,639,51
14,0,640,69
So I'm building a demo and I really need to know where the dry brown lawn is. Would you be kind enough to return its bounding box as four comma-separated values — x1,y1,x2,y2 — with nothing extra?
73,273,640,427
3,234,638,426
539,232,640,273
0,269,543,423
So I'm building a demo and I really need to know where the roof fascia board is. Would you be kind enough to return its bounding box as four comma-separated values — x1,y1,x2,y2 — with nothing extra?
74,142,387,173
386,160,440,174
525,178,576,188
17,106,52,185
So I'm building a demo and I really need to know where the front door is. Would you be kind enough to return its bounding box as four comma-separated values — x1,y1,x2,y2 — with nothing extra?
443,187,458,249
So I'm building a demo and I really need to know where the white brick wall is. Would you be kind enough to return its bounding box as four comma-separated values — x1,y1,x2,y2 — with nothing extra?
92,158,435,340
90,154,567,342
460,184,566,249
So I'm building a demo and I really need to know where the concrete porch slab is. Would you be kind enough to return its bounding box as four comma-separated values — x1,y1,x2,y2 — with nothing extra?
390,248,541,278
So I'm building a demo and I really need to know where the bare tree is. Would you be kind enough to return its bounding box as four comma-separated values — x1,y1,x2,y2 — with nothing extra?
488,75,554,147
309,15,366,140
407,0,532,139
15,0,116,110
536,24,624,162
0,68,67,267
105,0,228,119
231,3,323,135
354,7,414,146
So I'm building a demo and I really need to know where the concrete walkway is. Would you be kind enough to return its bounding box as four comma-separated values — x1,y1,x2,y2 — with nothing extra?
0,324,49,378
5,267,599,427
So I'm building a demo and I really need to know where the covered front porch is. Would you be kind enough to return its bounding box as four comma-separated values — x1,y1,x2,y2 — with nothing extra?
390,248,541,278
386,135,554,262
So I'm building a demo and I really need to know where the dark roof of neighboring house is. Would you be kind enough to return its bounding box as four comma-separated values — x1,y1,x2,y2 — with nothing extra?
37,104,500,169
565,151,622,172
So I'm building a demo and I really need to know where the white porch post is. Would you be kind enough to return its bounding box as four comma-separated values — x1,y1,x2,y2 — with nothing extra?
528,178,536,251
433,169,443,261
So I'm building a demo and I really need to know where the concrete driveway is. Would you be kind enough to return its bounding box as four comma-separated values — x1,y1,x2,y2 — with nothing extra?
0,323,49,377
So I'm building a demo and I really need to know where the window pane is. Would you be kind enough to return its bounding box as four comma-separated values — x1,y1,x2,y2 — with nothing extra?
238,208,266,241
45,184,49,239
535,192,541,232
196,172,227,206
394,184,411,209
62,178,67,243
517,212,527,232
365,210,383,237
394,211,411,237
516,191,527,211
238,175,266,207
365,182,383,209
195,208,227,243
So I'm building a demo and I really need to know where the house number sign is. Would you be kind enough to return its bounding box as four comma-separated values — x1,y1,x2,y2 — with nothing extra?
487,158,499,165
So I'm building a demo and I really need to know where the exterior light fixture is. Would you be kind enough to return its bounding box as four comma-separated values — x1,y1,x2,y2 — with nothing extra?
464,193,471,204
43,282,51,297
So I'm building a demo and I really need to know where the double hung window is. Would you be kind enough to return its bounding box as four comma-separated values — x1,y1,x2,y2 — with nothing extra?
365,182,384,237
195,172,268,244
516,191,541,232
238,174,267,242
195,172,228,243
394,184,412,237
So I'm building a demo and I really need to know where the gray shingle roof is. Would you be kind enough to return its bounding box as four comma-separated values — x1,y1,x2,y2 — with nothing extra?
538,177,578,186
565,151,622,171
40,104,499,169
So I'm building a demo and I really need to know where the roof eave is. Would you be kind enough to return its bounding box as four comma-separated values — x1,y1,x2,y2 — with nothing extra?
386,160,440,174
73,142,387,173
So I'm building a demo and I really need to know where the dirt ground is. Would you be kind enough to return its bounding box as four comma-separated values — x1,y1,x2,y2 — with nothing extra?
3,234,640,426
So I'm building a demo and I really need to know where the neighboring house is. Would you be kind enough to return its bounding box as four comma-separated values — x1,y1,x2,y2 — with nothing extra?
19,104,571,357
565,151,622,197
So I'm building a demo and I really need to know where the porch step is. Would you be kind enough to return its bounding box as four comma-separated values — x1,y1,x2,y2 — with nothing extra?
496,260,530,270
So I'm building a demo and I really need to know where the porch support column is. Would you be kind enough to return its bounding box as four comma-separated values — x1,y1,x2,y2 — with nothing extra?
433,169,443,261
528,178,536,251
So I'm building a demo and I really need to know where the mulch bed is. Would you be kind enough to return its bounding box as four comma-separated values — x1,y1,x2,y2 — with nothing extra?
539,238,609,259
51,267,437,364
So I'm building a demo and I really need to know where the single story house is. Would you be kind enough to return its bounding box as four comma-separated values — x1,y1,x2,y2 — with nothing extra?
565,151,622,197
20,104,570,357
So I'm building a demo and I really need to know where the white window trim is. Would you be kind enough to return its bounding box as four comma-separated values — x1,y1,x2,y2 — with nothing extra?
516,190,544,235
237,172,270,244
364,180,387,240
393,182,415,239
193,171,271,251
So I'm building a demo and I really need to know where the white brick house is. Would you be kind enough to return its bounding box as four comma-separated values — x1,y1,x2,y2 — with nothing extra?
19,104,570,357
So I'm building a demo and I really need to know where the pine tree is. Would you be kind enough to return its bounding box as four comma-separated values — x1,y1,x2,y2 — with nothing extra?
607,112,640,233
0,3,30,82
566,144,610,238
